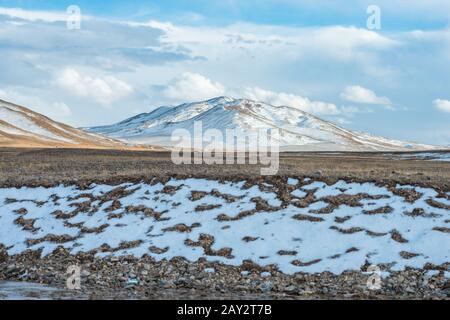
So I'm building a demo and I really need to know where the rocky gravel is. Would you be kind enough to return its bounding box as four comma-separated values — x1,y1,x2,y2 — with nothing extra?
0,247,448,300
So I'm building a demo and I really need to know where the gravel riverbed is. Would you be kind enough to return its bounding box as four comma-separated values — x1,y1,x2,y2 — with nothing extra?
1,248,449,300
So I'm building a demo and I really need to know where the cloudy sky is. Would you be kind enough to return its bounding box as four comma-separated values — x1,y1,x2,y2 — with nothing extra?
0,1,449,145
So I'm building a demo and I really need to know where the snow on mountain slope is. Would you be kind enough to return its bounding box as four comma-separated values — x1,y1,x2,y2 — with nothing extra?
0,99,129,149
87,97,437,151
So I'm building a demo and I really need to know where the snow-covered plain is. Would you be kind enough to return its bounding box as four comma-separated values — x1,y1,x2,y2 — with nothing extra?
0,178,448,276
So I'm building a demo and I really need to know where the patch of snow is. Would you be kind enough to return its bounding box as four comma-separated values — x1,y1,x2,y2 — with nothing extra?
291,189,307,198
0,103,74,143
395,152,450,162
424,270,440,278
0,123,25,135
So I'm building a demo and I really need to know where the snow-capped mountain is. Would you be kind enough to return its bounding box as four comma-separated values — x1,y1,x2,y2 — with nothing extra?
0,99,128,149
87,97,437,151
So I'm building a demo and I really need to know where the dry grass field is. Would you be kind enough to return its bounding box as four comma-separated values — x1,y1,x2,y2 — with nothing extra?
0,148,448,188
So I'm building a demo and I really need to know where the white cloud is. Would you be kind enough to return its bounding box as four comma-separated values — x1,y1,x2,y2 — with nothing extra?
341,105,362,114
0,7,69,22
163,72,226,102
50,102,72,117
334,117,352,125
244,86,339,115
162,75,340,116
147,21,398,61
433,99,450,113
340,85,392,107
55,68,133,106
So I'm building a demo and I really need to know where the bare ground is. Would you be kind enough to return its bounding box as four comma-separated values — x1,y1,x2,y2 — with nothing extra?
0,147,449,300
0,148,448,188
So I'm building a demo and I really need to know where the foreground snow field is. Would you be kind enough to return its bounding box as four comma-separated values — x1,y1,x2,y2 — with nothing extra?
0,178,449,276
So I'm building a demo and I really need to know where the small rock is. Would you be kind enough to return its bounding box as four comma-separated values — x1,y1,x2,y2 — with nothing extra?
285,285,297,293
312,171,323,178
81,270,91,278
259,281,273,293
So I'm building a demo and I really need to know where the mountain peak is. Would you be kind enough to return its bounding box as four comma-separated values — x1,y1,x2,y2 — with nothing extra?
87,97,437,151
205,96,237,104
